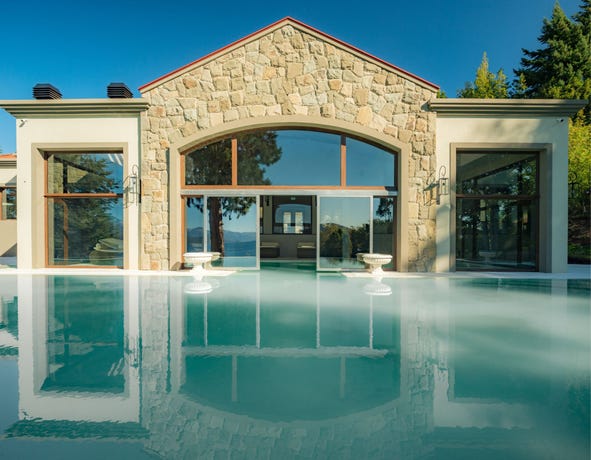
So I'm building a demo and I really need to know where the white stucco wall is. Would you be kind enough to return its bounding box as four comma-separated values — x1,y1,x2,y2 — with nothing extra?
16,116,142,269
0,159,17,258
435,116,570,273
0,167,16,185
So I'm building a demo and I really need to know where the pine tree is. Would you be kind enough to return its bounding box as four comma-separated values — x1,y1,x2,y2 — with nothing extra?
457,52,509,98
514,1,591,121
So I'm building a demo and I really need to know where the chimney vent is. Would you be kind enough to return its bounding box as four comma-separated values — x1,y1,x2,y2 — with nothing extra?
107,82,133,98
33,83,62,100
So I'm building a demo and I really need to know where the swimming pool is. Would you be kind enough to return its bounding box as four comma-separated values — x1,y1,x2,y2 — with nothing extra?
0,268,589,459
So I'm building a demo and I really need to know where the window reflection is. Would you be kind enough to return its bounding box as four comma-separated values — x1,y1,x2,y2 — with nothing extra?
48,198,123,266
206,196,257,268
185,139,232,186
456,152,539,271
319,197,370,269
457,152,537,196
45,277,125,393
251,130,340,186
183,129,397,189
1,187,16,220
347,138,395,187
236,131,282,185
45,153,124,267
373,197,395,268
185,196,204,252
47,153,123,194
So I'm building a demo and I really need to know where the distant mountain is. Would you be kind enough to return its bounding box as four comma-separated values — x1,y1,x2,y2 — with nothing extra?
188,227,255,243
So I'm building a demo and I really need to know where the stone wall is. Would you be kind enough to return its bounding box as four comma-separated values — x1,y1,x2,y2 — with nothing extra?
140,22,438,271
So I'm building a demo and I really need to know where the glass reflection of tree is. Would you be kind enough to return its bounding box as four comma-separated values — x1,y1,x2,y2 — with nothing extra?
457,156,537,265
320,223,369,261
185,132,282,255
50,155,122,264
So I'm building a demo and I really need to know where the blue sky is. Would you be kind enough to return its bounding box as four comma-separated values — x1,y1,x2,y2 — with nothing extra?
0,0,583,153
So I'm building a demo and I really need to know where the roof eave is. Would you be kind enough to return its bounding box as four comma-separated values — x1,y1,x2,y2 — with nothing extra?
0,98,149,118
429,98,588,117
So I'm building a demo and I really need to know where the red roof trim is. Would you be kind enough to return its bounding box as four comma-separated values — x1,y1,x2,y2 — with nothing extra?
139,17,438,92
0,154,16,159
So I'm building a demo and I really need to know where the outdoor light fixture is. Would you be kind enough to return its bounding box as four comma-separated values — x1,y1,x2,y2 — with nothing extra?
128,164,139,204
437,165,449,204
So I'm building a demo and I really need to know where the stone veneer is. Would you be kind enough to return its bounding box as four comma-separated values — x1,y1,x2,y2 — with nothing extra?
140,21,437,271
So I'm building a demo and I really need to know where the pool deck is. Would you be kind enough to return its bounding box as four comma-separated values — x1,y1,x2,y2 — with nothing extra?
0,264,589,279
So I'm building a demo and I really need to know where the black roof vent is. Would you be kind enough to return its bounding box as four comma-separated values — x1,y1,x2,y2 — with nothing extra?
33,83,62,100
107,82,133,98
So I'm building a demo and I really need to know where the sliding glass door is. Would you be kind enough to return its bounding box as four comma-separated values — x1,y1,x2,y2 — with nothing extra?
184,195,258,268
317,196,396,271
318,197,370,270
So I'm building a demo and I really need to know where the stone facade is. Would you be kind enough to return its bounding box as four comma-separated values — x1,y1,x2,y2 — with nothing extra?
140,20,438,271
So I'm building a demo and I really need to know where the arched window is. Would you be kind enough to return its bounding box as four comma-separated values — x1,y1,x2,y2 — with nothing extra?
183,129,396,189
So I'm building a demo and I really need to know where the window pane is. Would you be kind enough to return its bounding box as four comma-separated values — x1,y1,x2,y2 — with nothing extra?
2,188,16,219
207,196,257,268
47,197,123,266
236,131,282,185
238,130,340,186
319,197,369,269
373,197,395,269
457,153,537,196
347,138,395,187
47,153,123,194
185,196,204,252
185,139,232,185
272,196,312,234
456,198,537,271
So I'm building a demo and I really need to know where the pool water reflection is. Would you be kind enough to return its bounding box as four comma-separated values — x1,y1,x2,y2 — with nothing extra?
0,271,589,459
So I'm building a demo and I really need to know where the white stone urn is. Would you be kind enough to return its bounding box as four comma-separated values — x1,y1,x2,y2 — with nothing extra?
183,252,213,275
205,252,221,269
362,253,393,275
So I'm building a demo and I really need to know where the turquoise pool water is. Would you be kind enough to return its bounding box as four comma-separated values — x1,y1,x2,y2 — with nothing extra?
0,270,589,459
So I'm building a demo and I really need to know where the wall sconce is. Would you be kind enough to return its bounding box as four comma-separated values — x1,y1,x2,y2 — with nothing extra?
128,164,139,204
437,165,449,205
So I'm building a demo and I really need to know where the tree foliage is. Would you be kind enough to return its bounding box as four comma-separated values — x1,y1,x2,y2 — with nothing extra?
49,155,122,265
514,1,591,122
569,118,591,216
457,52,509,98
185,131,282,256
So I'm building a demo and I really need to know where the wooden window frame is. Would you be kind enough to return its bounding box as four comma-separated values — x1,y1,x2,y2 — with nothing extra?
181,129,398,192
44,151,124,268
454,151,541,272
0,186,16,220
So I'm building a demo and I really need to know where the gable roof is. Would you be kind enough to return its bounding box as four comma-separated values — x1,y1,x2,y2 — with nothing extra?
139,17,438,93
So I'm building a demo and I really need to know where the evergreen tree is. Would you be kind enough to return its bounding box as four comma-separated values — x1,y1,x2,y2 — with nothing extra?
185,131,282,256
457,52,509,98
514,1,591,121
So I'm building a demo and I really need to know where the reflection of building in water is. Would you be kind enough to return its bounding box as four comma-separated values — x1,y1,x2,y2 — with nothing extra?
0,277,18,356
140,272,435,459
6,275,588,459
10,275,143,440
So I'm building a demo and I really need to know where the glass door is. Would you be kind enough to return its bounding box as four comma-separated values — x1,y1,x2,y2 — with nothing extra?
184,195,259,269
317,197,370,270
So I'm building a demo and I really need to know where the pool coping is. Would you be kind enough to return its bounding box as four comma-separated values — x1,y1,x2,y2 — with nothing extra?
0,265,589,279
